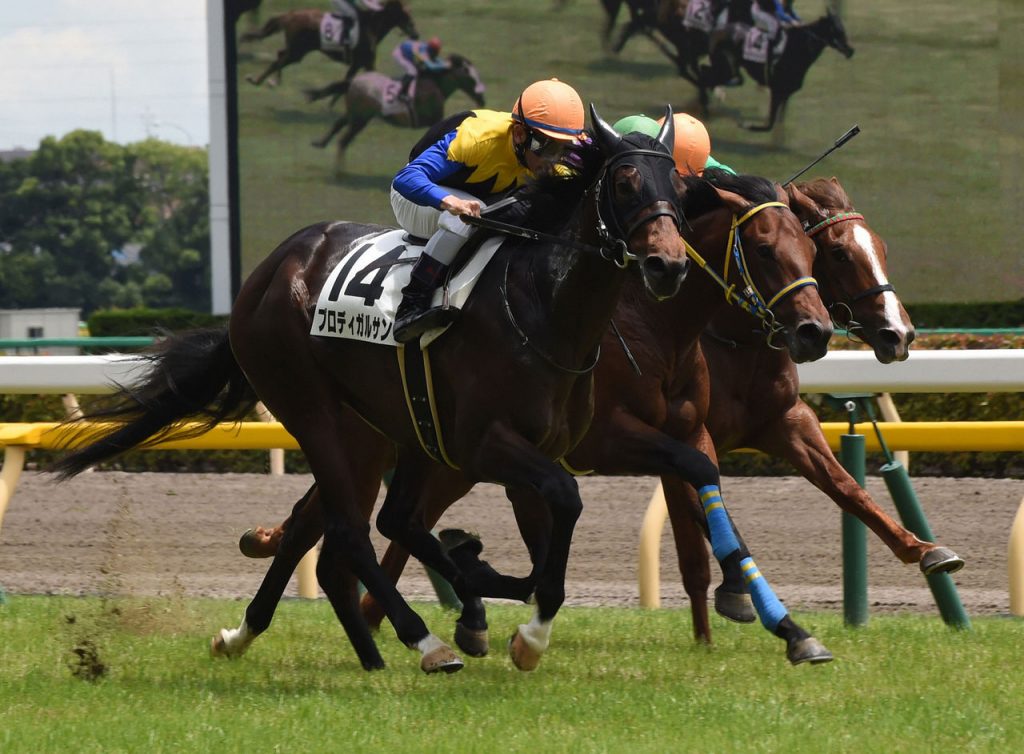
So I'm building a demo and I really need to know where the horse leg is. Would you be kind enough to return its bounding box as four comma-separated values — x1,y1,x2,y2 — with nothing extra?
660,475,715,642
745,88,788,132
312,113,349,148
754,400,963,572
246,48,297,86
470,426,584,671
376,456,535,606
333,118,372,176
600,413,832,664
600,0,622,48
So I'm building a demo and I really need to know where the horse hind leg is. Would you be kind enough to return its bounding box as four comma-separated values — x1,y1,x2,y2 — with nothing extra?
312,114,349,149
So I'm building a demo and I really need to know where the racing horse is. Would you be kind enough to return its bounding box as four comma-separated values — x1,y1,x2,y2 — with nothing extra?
311,55,486,165
239,169,842,665
241,0,418,90
700,10,854,131
659,177,962,636
357,174,961,650
52,108,692,674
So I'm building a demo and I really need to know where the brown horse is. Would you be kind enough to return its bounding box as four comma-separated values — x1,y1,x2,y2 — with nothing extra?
359,174,962,650
241,0,418,90
239,169,840,665
659,177,962,636
311,55,486,166
52,109,691,674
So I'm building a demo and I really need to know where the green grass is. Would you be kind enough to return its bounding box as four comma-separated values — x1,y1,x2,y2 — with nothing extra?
1,596,1020,752
235,0,1018,304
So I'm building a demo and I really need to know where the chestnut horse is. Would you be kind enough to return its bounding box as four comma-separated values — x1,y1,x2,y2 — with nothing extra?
241,0,418,90
53,108,691,674
238,169,840,665
660,177,962,636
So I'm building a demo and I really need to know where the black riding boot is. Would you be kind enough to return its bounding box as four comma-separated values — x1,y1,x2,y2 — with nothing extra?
393,253,459,344
397,74,414,102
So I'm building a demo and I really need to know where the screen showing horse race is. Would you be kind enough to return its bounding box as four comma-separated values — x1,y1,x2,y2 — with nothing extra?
227,0,1022,305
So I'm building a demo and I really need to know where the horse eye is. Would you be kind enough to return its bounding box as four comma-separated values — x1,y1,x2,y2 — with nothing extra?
831,247,850,263
757,245,774,260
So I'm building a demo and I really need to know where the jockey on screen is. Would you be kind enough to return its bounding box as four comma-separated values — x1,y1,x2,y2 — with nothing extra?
393,37,449,103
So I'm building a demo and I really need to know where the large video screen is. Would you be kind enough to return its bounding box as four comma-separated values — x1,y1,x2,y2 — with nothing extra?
227,0,1021,304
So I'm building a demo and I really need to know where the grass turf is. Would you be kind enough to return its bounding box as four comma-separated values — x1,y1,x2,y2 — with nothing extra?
1,596,1020,752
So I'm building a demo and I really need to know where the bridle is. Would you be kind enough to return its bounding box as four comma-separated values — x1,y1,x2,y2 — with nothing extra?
804,210,895,340
493,141,683,373
683,201,818,349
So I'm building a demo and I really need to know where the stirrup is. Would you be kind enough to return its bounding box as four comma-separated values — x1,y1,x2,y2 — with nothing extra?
394,305,461,343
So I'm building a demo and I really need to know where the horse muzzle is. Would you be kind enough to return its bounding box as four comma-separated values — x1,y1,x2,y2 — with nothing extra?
782,319,833,363
641,254,690,301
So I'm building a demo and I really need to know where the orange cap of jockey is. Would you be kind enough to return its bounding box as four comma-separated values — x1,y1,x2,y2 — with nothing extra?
426,36,442,54
657,112,711,175
512,79,586,142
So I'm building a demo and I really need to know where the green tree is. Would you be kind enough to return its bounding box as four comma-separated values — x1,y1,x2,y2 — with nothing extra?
0,130,210,314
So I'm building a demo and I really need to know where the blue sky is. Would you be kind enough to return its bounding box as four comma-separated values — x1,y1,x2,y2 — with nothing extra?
0,0,209,150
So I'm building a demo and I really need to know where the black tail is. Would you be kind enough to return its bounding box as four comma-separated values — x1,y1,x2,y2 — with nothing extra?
50,328,259,480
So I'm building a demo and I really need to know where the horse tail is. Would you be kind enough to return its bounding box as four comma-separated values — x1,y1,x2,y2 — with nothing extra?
50,327,259,480
240,14,284,42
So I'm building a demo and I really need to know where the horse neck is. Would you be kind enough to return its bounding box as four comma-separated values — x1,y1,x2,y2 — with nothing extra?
517,192,628,365
794,20,829,63
662,207,743,341
369,7,402,38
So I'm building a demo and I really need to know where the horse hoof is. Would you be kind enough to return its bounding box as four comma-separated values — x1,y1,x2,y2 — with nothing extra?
210,630,233,658
508,631,542,672
714,588,756,623
920,547,964,576
787,637,834,666
420,645,464,674
438,528,483,557
454,621,489,657
238,528,277,559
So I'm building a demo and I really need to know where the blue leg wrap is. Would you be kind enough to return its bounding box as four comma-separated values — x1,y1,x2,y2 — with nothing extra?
699,485,739,561
741,556,788,632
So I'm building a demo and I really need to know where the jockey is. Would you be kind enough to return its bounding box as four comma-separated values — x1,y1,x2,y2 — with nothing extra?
390,78,587,343
393,37,448,103
611,112,736,176
752,0,800,38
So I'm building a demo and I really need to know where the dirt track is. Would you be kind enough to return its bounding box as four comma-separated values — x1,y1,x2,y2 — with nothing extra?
1,471,1021,615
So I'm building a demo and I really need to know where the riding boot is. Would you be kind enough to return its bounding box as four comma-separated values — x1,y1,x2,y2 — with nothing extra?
397,74,414,103
395,226,471,344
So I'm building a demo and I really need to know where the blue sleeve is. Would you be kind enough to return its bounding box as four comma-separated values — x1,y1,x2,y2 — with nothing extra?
392,130,463,208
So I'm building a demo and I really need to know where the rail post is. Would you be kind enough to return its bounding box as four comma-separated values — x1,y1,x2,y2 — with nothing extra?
881,461,970,628
1010,495,1024,617
839,400,869,626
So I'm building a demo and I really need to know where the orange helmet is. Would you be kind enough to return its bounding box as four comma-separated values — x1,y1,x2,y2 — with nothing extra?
426,37,442,55
657,112,711,175
511,79,586,142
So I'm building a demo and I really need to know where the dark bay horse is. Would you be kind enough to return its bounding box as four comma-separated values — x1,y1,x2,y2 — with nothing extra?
241,0,418,89
311,55,486,167
52,108,692,674
701,11,855,131
239,169,839,665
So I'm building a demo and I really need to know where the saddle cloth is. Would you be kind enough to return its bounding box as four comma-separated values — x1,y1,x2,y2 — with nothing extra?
379,77,416,117
742,27,787,64
683,0,714,33
310,228,504,349
320,12,358,55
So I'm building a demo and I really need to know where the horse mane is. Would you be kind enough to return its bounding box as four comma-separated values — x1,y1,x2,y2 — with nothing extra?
448,53,468,67
682,168,780,218
795,178,855,211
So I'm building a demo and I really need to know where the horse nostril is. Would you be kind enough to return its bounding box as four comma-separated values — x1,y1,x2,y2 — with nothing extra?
906,328,917,346
797,322,827,346
643,255,668,277
877,328,903,347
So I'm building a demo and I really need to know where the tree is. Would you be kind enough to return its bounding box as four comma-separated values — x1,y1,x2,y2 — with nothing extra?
0,130,210,314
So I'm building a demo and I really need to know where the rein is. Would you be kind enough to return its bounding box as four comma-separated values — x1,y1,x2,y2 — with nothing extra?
683,201,818,348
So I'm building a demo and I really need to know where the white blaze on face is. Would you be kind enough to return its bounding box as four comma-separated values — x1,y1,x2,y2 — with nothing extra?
851,224,905,333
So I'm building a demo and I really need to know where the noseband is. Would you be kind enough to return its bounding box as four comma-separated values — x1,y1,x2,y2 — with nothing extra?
683,201,818,348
